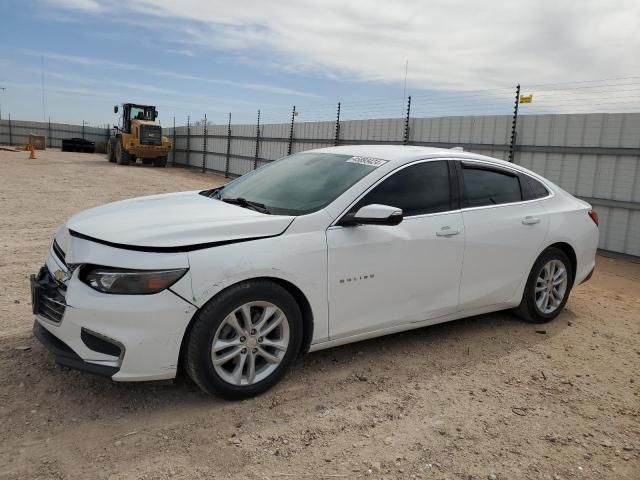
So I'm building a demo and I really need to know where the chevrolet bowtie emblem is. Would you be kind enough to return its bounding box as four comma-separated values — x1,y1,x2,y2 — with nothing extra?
53,270,67,282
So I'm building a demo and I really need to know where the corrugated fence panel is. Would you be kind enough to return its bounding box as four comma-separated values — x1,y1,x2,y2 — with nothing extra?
0,119,109,148
509,113,640,255
3,114,638,255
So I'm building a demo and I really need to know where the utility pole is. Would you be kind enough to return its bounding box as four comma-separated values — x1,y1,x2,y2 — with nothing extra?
508,84,521,162
288,105,296,155
41,55,46,122
403,96,412,145
0,87,6,120
334,102,341,146
402,60,408,118
224,113,232,177
202,113,207,173
253,110,261,170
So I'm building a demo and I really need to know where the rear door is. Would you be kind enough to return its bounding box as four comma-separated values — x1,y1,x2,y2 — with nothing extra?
327,160,465,339
456,161,549,311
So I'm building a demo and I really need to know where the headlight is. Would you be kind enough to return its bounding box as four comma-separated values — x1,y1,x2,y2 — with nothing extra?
80,265,188,294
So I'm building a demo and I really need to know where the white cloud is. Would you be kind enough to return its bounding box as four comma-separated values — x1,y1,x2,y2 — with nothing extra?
42,0,638,91
27,66,281,108
21,49,321,98
45,0,101,12
36,0,640,118
165,48,196,57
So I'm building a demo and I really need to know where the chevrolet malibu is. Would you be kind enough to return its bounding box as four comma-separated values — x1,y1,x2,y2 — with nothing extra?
32,146,599,398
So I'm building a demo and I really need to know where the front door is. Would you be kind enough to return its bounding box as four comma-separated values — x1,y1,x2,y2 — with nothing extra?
327,160,465,339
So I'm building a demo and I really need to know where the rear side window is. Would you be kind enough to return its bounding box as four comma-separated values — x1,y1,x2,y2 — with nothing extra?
462,167,522,207
522,175,549,200
355,161,451,216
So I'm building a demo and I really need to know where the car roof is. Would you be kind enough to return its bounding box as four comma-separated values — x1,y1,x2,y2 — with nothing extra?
306,144,508,166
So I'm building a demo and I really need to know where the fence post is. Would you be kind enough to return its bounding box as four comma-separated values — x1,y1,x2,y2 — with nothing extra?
403,95,412,145
8,113,12,146
288,105,296,155
508,84,520,162
202,113,207,173
334,102,341,146
225,113,232,178
82,120,85,140
48,116,52,148
253,110,261,170
186,116,191,166
172,116,176,167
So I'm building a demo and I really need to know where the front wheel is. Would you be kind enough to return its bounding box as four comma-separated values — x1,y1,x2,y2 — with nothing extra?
184,280,303,399
514,247,573,323
115,140,131,165
106,139,116,162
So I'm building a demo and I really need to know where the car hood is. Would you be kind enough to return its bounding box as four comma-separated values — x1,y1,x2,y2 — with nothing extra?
65,191,294,249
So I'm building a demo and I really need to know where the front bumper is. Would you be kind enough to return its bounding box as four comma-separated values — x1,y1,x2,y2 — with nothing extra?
127,143,171,158
32,246,197,381
33,321,120,377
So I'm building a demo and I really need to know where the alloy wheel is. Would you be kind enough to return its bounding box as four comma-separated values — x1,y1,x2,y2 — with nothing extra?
211,301,290,386
535,259,568,314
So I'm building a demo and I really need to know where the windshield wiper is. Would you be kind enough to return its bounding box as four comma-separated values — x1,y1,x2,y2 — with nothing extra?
222,197,270,214
200,186,224,199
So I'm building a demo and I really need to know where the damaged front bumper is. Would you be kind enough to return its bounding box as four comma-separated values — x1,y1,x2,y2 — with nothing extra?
32,234,198,382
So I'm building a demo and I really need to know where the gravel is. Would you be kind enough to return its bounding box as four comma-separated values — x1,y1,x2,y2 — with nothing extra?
0,149,639,479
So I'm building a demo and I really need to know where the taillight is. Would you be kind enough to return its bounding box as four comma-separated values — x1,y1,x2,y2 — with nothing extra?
588,209,599,226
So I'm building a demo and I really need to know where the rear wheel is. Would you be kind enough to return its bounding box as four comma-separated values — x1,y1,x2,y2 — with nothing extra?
184,280,302,399
514,247,573,323
115,140,131,165
154,155,168,167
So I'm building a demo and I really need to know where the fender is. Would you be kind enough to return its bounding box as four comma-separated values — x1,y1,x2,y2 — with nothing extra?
187,231,329,343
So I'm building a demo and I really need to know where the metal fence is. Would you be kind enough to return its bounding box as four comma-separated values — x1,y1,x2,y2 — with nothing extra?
1,88,638,256
0,117,109,148
166,110,640,257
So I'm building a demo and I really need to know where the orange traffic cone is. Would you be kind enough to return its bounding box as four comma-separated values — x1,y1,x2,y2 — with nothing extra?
29,145,37,159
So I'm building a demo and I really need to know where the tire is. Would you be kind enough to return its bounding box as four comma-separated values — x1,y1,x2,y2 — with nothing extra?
115,140,131,165
106,140,116,162
514,247,573,323
184,280,303,399
154,156,168,167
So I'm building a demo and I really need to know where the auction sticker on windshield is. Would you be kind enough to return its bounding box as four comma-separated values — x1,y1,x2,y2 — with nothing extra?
346,156,388,167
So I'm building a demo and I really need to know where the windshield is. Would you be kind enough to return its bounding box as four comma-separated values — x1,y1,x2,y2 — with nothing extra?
129,106,156,121
215,152,385,215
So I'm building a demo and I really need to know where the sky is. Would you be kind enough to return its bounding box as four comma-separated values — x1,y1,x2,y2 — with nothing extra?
1,0,639,126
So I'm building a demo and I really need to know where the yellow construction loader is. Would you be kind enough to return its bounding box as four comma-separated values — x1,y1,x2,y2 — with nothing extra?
107,103,172,167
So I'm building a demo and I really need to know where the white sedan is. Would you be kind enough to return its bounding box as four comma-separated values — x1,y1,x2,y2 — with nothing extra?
32,146,599,398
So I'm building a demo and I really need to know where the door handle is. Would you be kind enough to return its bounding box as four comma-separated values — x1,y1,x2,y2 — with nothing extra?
522,216,541,225
436,226,461,237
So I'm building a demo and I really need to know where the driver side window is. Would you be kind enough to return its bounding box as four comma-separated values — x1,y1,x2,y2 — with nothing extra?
354,160,452,217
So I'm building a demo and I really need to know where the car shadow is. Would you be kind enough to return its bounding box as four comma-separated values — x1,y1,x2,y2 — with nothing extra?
3,308,576,420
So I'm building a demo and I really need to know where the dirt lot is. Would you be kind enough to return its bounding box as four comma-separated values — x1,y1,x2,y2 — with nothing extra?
0,149,638,480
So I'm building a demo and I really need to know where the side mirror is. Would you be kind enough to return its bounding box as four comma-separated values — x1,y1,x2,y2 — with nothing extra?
114,105,119,114
339,204,403,227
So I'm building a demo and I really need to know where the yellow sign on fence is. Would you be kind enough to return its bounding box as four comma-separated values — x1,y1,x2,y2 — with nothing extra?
519,94,533,104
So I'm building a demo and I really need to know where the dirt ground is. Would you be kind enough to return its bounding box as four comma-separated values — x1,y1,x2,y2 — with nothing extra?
0,149,638,480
